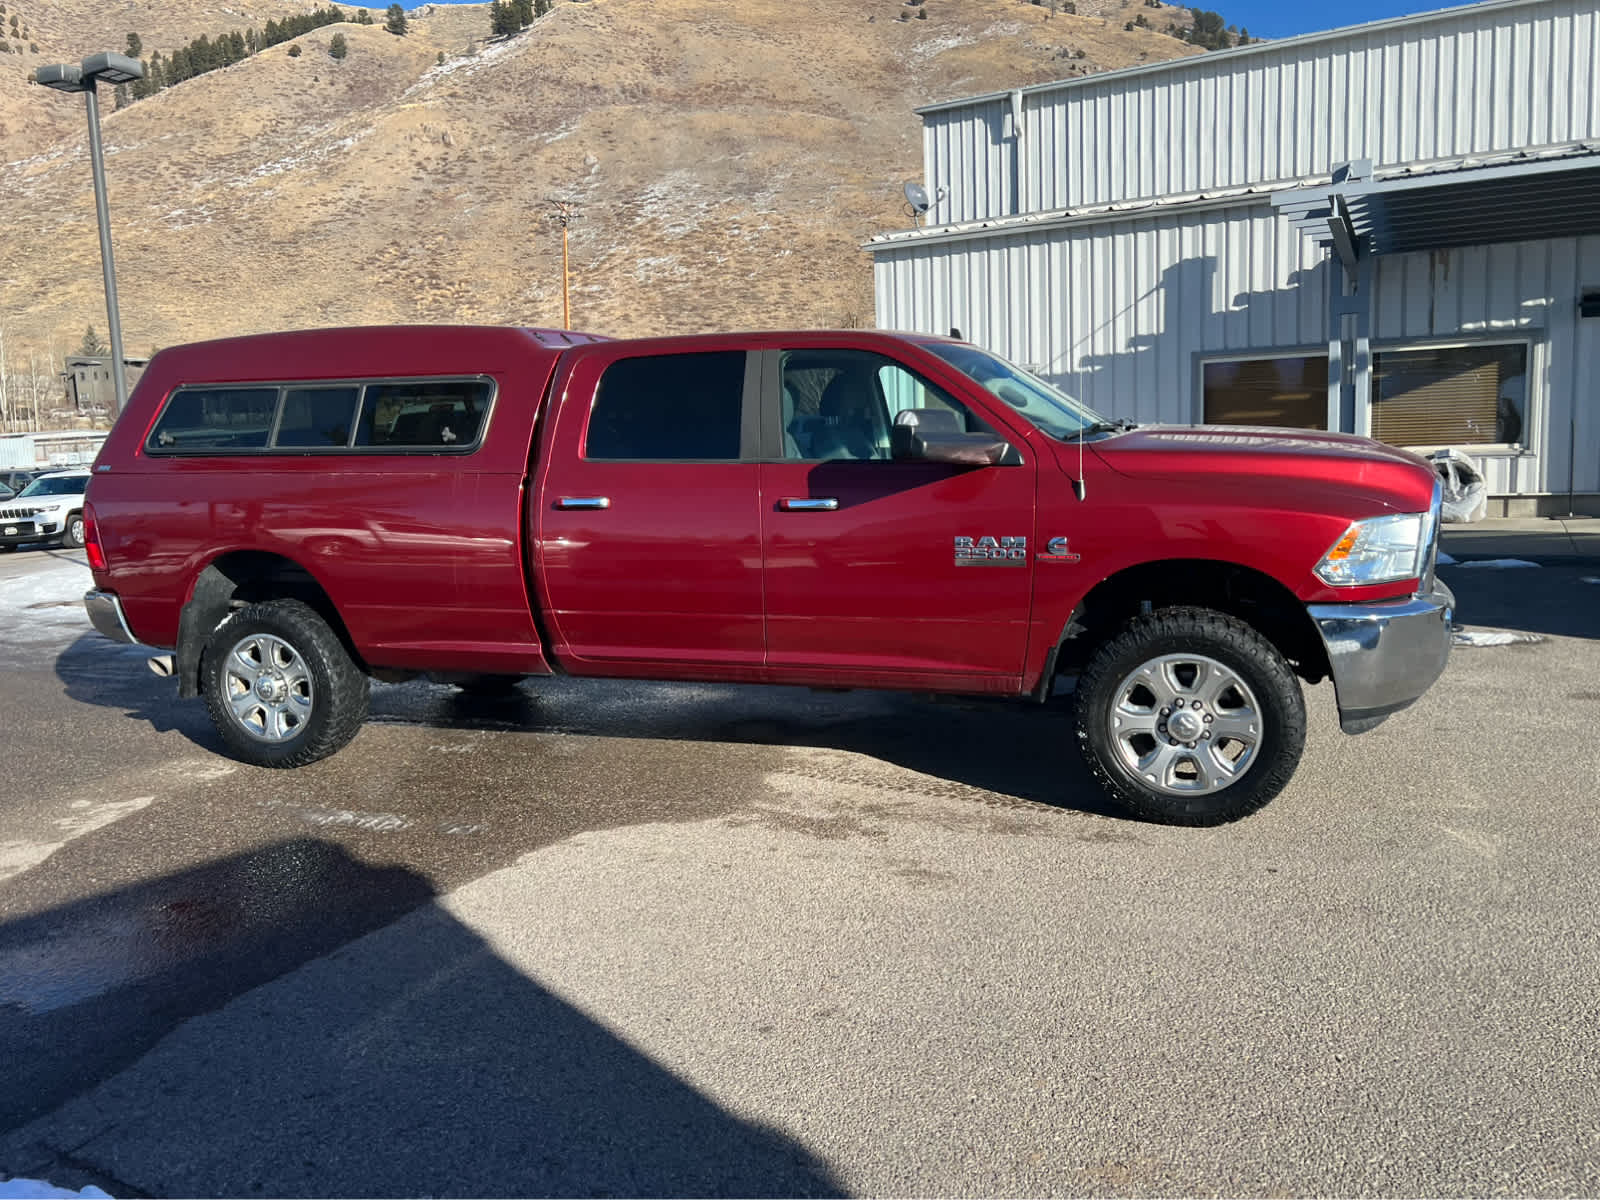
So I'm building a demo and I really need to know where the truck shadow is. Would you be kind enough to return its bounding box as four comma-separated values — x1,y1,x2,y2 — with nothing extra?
0,839,843,1198
54,635,1125,820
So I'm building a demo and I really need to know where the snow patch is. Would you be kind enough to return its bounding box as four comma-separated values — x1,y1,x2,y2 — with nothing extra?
0,796,155,885
0,1179,111,1199
0,561,95,653
1449,558,1541,569
1452,630,1545,647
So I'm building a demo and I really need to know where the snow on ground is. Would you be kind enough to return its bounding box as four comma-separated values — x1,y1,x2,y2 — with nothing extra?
0,560,95,651
1448,558,1541,569
0,1180,110,1199
1452,629,1546,647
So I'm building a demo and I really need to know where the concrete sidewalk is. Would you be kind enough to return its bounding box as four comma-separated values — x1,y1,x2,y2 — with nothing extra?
1440,516,1600,563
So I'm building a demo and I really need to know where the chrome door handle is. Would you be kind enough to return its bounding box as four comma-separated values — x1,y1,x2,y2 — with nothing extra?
779,497,839,512
556,496,611,510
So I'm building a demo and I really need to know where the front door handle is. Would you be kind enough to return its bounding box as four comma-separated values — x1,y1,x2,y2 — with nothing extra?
779,497,839,512
556,496,611,510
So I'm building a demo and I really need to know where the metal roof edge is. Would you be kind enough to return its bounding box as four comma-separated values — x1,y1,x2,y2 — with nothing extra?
863,184,1302,254
913,0,1551,116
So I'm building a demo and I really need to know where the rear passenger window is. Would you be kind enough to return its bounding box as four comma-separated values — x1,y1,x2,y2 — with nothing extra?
356,381,492,449
148,388,280,452
586,352,745,461
274,387,360,448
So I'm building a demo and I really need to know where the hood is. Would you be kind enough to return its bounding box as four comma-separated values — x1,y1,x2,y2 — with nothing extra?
1089,424,1436,509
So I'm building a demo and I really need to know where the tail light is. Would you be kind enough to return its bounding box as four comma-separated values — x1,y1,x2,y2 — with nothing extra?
84,502,107,571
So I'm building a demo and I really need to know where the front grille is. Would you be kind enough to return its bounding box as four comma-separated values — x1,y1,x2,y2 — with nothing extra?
0,507,43,520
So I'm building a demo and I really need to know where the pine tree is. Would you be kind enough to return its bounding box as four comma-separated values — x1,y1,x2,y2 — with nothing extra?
80,326,105,355
329,31,348,58
287,42,302,56
384,4,407,34
514,0,534,27
125,32,142,57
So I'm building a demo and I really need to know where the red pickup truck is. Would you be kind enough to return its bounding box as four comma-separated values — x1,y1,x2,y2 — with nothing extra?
81,326,1453,824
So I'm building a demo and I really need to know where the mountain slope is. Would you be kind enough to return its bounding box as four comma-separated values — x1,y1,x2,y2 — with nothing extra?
1,0,1198,361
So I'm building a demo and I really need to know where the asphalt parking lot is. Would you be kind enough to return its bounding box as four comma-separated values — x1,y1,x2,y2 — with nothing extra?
1,542,1598,1197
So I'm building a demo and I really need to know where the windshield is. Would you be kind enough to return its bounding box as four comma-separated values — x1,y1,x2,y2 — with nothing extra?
17,475,87,499
924,342,1110,440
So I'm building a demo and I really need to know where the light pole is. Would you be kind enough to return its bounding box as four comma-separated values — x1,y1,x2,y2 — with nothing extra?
36,52,143,418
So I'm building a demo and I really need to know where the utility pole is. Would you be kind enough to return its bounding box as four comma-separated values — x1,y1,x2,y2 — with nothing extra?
545,198,581,329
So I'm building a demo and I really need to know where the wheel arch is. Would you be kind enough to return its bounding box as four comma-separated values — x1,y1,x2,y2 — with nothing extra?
174,550,360,698
1043,557,1331,692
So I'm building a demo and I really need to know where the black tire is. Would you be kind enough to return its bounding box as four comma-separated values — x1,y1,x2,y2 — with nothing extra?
1073,606,1306,826
62,511,85,549
202,598,370,768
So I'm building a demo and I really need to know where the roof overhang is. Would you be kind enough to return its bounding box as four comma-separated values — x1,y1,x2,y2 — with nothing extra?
1274,142,1600,267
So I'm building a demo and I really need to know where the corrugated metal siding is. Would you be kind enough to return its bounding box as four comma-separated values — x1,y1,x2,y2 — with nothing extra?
874,203,1328,424
877,205,1599,497
927,0,1599,223
922,105,1016,225
0,436,37,469
1367,235,1600,497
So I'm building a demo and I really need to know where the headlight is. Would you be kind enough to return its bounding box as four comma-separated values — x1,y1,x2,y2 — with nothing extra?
1315,512,1428,586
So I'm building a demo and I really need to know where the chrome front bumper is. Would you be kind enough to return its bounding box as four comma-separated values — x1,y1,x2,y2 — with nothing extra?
84,589,139,645
1307,581,1455,734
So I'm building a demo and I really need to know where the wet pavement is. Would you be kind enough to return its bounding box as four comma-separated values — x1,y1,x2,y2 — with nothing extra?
1,548,1599,1196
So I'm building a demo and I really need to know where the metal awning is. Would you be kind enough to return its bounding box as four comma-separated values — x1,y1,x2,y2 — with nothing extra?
1274,142,1600,267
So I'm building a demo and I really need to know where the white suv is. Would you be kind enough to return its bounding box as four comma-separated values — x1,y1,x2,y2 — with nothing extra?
0,469,91,551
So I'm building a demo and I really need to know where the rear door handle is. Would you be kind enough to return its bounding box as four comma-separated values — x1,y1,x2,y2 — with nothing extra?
779,497,839,512
556,496,611,510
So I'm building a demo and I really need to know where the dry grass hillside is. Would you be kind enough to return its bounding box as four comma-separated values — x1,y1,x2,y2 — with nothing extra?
1,0,1199,365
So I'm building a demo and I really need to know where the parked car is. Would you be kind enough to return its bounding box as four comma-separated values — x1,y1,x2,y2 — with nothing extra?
0,469,42,495
0,468,91,550
82,326,1453,825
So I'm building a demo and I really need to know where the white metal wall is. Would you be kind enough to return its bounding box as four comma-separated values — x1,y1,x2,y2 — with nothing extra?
876,202,1327,422
920,0,1600,224
875,207,1600,497
1369,234,1600,497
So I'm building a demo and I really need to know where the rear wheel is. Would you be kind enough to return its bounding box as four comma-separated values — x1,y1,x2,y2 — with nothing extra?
202,598,369,767
1073,606,1306,825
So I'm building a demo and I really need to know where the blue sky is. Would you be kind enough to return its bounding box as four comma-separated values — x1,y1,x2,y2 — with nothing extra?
1214,0,1459,39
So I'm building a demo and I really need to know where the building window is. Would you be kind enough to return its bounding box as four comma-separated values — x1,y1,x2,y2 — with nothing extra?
1371,343,1527,448
1201,355,1329,430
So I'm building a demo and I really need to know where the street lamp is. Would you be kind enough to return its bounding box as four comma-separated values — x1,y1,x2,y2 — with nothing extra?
36,51,144,417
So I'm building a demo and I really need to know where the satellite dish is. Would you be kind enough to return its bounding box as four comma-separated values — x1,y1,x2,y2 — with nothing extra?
903,181,931,214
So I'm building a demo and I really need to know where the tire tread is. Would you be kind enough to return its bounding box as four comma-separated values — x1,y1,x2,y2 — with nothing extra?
1073,606,1307,826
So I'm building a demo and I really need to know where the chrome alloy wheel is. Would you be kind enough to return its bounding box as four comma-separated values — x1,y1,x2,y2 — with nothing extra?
1108,652,1262,796
221,632,315,743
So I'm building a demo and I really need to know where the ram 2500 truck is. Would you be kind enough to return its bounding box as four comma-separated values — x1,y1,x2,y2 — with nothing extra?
81,325,1453,825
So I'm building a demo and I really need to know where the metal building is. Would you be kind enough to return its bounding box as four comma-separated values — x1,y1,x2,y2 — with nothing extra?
868,0,1600,513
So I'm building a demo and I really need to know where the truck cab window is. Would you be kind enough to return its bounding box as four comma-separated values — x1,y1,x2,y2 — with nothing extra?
781,350,983,461
586,351,745,461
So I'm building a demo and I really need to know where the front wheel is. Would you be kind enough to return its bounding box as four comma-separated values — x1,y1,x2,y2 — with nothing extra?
62,512,85,549
202,598,370,767
1073,607,1306,825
